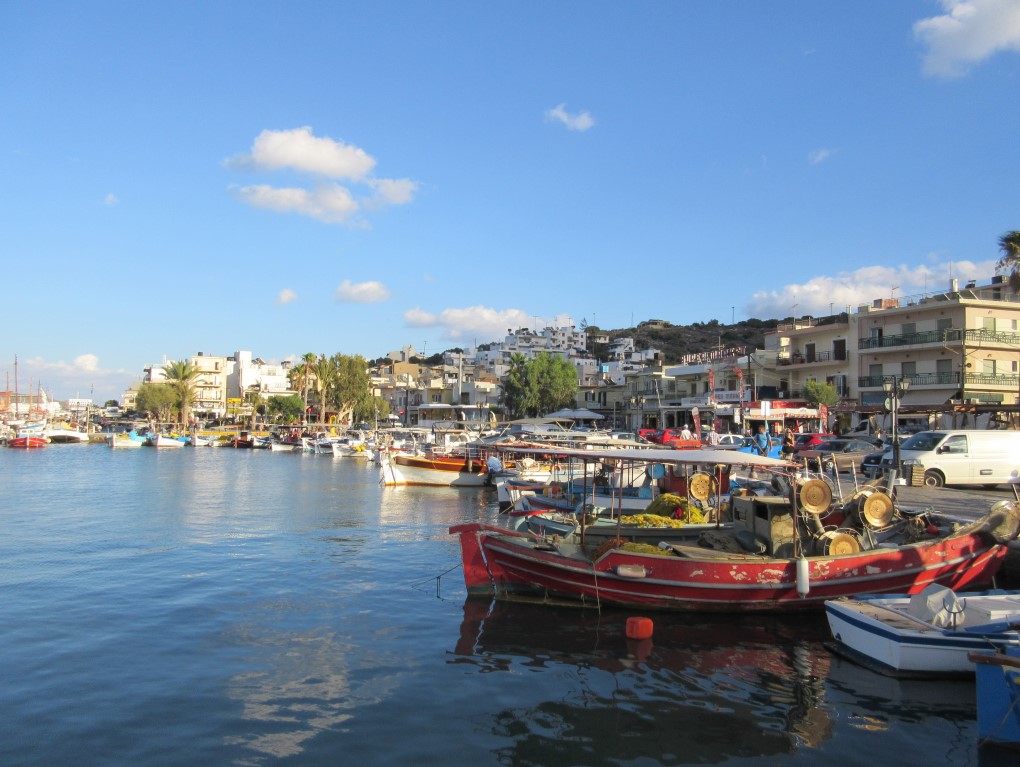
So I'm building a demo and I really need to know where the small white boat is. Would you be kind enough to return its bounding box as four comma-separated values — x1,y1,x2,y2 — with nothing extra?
825,585,1020,677
110,433,144,448
148,433,185,448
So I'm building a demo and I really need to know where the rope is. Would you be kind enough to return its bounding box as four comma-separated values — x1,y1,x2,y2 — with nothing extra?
409,563,462,599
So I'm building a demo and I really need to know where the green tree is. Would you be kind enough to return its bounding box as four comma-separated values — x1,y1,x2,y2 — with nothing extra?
501,353,537,419
267,394,306,423
135,382,178,424
996,230,1020,292
103,399,118,408
803,380,840,408
501,353,578,418
328,353,372,425
163,359,202,426
531,353,579,415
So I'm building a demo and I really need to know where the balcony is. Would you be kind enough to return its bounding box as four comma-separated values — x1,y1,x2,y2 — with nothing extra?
777,350,848,366
858,372,961,389
964,372,1020,389
858,328,1020,351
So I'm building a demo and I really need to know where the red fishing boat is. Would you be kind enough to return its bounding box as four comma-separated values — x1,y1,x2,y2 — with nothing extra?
450,447,1020,613
8,434,48,448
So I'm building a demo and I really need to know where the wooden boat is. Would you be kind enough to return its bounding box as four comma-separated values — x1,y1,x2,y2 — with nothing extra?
8,433,48,448
380,451,489,487
825,586,1020,677
449,446,1020,613
970,647,1020,747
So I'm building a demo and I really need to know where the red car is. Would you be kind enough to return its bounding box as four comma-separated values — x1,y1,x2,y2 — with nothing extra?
658,428,699,448
792,433,839,453
638,428,662,443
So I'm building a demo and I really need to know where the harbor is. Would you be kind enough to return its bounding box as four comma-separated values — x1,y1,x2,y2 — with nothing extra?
2,444,1018,766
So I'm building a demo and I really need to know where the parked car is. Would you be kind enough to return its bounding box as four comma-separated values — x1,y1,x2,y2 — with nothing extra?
800,439,883,474
860,449,888,479
792,433,839,453
879,429,1020,488
659,427,700,447
708,433,745,450
637,428,661,443
736,435,783,460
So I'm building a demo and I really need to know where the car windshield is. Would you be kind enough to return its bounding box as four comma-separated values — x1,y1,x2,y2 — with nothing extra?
900,431,944,451
794,435,816,445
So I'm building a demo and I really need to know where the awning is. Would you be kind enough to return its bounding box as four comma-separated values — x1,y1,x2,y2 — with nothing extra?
544,408,605,420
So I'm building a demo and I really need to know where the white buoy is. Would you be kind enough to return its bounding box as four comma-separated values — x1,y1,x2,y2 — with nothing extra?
796,557,810,597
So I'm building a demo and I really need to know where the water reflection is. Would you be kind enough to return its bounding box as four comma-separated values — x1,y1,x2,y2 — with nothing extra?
450,598,993,767
451,599,834,764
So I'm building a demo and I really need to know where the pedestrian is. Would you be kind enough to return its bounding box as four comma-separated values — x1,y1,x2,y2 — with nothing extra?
754,425,770,457
781,428,795,458
707,425,721,447
679,424,693,440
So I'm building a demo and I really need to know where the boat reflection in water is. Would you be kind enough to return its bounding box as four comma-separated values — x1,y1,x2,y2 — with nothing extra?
450,599,982,766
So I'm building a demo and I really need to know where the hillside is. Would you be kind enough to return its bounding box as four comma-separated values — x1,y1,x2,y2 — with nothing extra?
599,318,779,363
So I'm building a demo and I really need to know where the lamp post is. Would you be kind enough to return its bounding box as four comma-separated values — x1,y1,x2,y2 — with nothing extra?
883,375,911,476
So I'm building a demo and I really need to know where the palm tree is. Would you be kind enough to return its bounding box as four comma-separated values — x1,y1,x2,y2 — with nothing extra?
244,385,265,431
163,359,202,427
998,230,1020,292
300,352,317,423
310,355,335,426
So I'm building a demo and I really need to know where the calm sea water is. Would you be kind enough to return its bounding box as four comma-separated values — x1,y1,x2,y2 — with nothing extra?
0,445,1013,766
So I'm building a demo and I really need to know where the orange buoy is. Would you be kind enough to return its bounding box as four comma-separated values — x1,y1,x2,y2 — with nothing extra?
626,616,654,640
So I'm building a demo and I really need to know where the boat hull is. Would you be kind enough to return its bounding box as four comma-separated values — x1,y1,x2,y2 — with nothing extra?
8,436,48,448
450,522,1012,613
825,592,1020,677
973,648,1020,746
381,453,488,487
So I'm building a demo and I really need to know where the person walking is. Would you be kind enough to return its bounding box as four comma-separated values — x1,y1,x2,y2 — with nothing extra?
707,425,721,447
754,425,771,457
781,428,795,458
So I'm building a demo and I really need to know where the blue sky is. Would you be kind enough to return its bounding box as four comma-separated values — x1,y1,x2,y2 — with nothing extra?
3,1,1019,404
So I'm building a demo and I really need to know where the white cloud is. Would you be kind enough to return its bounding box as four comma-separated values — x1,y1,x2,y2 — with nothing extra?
226,126,376,179
276,288,297,305
745,259,998,318
335,279,390,303
233,183,361,224
808,148,834,165
15,354,135,404
104,193,119,205
364,178,419,209
545,103,595,132
226,127,417,224
403,305,543,342
914,0,1020,77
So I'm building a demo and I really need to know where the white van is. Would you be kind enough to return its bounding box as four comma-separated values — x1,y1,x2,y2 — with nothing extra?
879,430,1020,488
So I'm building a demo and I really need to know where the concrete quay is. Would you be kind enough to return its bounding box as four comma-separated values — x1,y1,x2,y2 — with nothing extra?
842,479,1020,588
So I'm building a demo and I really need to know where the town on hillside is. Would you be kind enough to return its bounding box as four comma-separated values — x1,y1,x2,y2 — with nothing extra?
4,274,1020,439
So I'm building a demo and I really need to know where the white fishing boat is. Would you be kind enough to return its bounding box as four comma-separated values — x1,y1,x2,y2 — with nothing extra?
44,423,90,443
825,584,1020,677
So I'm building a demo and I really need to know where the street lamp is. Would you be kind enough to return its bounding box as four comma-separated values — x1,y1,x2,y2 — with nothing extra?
883,375,911,477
